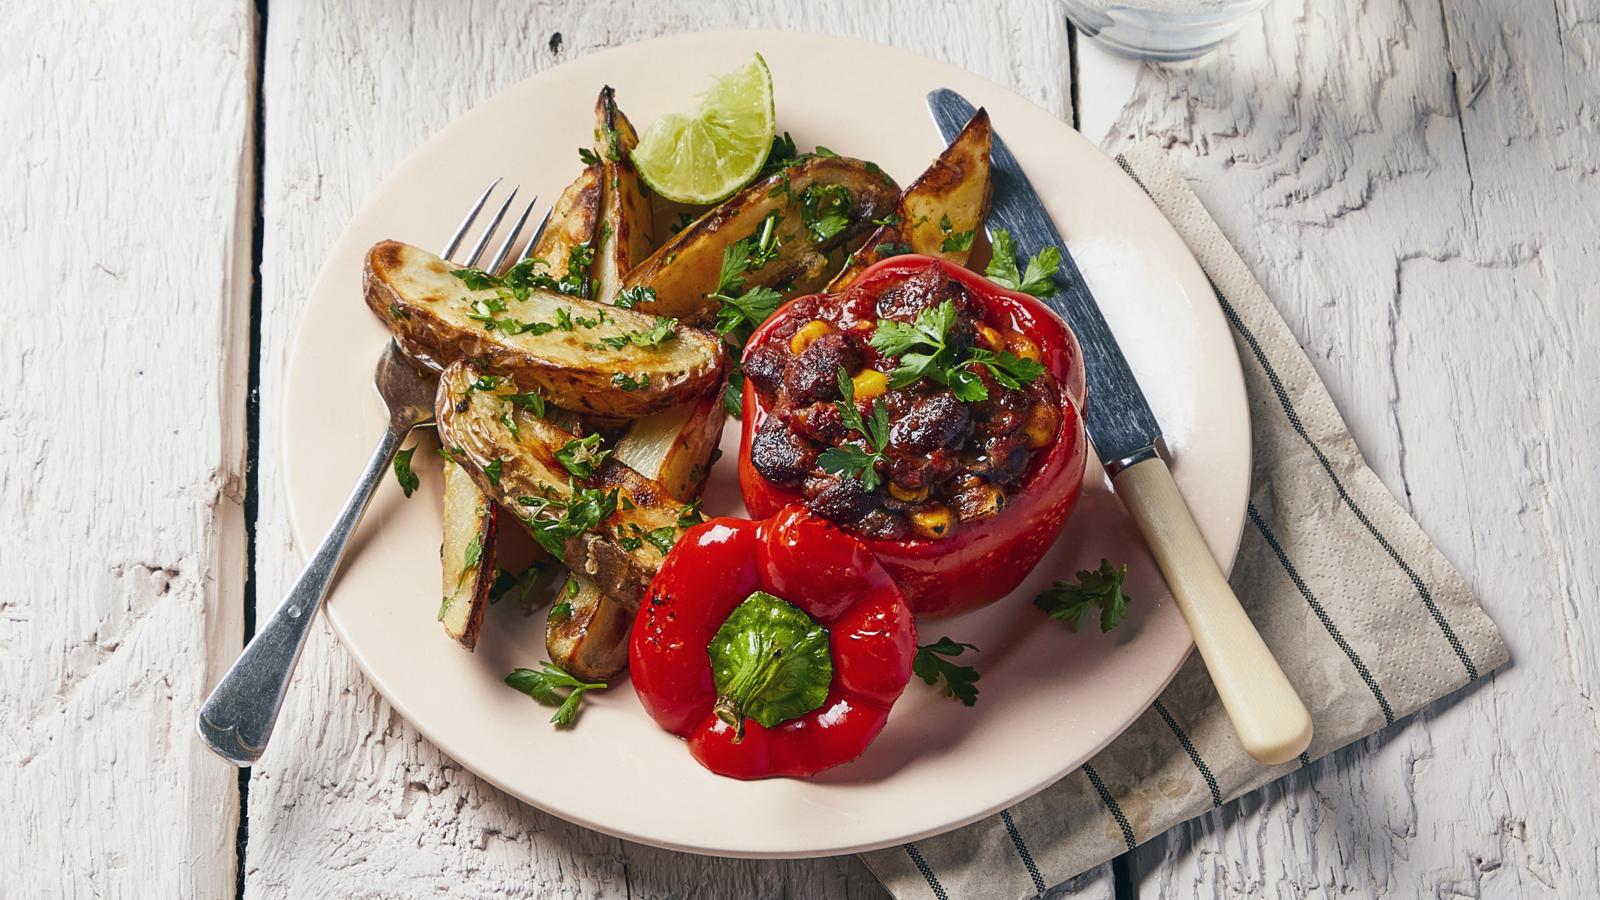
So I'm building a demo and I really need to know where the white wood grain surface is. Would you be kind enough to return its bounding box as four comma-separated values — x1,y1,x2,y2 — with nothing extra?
2,1,257,896
7,0,1595,896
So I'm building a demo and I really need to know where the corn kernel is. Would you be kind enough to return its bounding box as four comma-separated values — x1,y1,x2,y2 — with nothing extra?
909,504,955,539
789,319,834,354
889,480,929,502
851,368,888,401
1022,402,1059,448
1006,332,1042,362
976,324,1005,352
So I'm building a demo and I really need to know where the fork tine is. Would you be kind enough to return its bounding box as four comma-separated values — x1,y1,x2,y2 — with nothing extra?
519,207,555,263
487,196,539,274
441,177,502,260
463,186,519,268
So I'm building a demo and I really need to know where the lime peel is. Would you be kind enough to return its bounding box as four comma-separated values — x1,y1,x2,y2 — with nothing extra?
631,54,776,205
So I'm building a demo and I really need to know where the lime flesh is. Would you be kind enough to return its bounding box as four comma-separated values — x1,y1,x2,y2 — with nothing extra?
631,54,776,205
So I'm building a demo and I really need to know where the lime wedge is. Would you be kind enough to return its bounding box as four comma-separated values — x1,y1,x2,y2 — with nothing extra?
631,54,776,205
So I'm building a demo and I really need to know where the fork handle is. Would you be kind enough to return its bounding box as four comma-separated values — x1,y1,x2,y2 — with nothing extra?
1113,456,1313,765
198,418,415,766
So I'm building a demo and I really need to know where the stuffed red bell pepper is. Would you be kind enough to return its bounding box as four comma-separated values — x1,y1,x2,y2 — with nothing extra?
738,255,1088,616
630,504,916,779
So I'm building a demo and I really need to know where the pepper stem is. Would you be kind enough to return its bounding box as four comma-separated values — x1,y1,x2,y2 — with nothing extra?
713,646,787,743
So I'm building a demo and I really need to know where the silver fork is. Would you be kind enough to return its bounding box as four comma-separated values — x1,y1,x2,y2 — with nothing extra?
197,181,550,766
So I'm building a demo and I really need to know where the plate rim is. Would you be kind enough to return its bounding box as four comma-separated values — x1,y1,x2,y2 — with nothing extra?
278,28,1252,858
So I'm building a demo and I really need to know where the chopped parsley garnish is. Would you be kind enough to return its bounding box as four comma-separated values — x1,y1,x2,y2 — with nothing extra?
458,533,484,585
746,212,782,268
869,300,1043,402
759,131,800,177
483,458,503,486
554,434,610,480
799,183,852,244
706,219,786,349
872,213,902,227
643,526,679,555
873,241,912,258
578,147,601,165
549,600,574,624
985,228,1061,298
504,390,546,417
504,662,605,728
468,373,505,393
614,285,656,309
611,372,650,392
392,446,420,497
723,361,745,419
1034,560,1132,632
488,563,546,606
516,482,620,557
598,316,677,350
941,229,975,253
676,500,705,528
913,637,980,706
816,367,890,491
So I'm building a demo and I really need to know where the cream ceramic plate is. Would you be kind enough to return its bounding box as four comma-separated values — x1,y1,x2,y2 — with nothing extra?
283,31,1249,857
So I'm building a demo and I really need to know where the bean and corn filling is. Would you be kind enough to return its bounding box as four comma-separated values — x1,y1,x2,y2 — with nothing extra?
746,263,1062,541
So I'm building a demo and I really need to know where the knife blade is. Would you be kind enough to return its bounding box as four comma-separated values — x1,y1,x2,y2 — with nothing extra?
927,88,1161,475
927,88,1314,765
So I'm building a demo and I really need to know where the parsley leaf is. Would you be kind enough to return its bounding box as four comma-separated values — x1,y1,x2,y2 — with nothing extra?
799,183,852,244
713,286,782,348
504,390,546,418
1034,560,1133,632
516,482,619,557
912,637,980,706
483,458,503,486
549,600,574,624
723,368,745,419
392,446,420,497
676,500,705,528
554,434,610,480
599,316,677,350
614,285,656,309
643,526,679,555
504,662,606,728
488,564,546,606
985,228,1061,297
458,533,484,585
578,147,601,165
941,229,975,253
758,131,799,177
868,301,1044,402
611,372,650,392
817,367,890,491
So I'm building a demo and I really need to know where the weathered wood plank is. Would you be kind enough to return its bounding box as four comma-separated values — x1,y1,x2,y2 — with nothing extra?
0,1,257,896
1077,0,1600,895
249,1,1107,897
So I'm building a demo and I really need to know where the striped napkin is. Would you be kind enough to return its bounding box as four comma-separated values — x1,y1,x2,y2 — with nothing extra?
860,139,1509,899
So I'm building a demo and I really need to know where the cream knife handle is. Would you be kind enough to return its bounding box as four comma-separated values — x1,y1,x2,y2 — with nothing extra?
1113,456,1313,765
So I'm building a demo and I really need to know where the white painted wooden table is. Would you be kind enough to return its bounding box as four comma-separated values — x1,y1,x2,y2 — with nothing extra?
6,0,1596,896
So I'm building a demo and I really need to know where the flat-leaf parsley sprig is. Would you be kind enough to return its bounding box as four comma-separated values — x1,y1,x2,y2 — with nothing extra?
869,300,1045,402
504,662,606,728
816,367,890,491
912,637,980,706
984,228,1061,298
1034,559,1132,632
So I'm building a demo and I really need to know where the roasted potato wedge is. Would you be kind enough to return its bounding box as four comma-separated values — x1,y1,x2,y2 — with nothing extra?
591,88,655,305
546,572,631,681
612,382,727,501
366,240,727,417
621,155,900,323
828,110,993,292
435,361,689,607
438,460,496,648
528,165,602,274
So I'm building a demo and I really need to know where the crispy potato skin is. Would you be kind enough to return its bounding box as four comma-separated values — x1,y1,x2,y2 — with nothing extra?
439,460,496,649
435,361,685,608
547,573,631,681
366,240,727,417
828,110,993,292
621,156,900,323
530,166,602,271
592,87,655,305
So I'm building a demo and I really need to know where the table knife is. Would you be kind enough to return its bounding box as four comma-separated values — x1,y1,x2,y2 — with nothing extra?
927,89,1312,765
